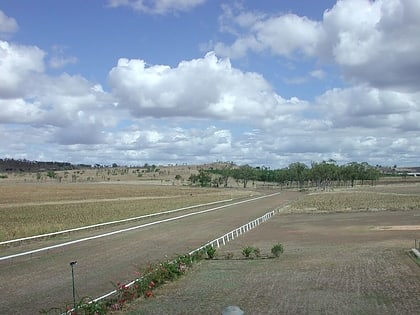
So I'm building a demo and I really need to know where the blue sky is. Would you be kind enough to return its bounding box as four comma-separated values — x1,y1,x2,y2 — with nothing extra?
0,0,419,168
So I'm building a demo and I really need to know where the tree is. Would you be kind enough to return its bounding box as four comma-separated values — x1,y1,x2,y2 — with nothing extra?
288,162,308,189
310,160,338,190
232,165,256,188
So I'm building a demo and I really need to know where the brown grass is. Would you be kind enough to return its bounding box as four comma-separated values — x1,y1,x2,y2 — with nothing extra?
284,190,420,213
0,183,253,241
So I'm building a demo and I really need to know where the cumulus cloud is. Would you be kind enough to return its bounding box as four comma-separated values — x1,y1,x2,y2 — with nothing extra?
107,0,206,14
0,41,45,98
215,0,420,91
0,38,116,146
0,10,18,37
109,52,307,124
317,86,420,130
215,5,323,58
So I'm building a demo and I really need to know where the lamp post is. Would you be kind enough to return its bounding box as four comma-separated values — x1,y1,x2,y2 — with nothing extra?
70,261,77,309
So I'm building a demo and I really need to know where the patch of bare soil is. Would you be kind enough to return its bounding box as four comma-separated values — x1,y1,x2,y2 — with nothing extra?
123,210,420,314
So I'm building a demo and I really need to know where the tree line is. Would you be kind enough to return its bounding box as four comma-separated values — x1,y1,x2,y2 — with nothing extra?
190,160,381,189
0,158,86,172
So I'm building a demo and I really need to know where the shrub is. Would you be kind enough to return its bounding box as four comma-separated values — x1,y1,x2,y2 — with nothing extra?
242,246,254,258
205,245,216,259
271,243,284,257
191,248,207,261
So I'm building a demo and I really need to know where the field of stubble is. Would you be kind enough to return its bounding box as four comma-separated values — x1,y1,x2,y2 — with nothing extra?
119,184,420,315
0,182,252,241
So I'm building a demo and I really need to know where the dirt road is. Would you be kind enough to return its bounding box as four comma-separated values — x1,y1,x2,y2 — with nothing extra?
0,191,301,314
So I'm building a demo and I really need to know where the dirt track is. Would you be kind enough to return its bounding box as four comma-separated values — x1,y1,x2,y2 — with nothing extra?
0,191,301,314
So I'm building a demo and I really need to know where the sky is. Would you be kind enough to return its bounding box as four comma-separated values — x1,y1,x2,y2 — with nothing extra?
0,0,419,168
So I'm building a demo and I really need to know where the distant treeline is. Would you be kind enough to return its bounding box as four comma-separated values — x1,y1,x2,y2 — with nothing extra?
0,158,91,172
200,161,383,189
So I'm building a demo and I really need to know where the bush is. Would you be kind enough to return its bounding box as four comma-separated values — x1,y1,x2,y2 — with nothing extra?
242,246,255,258
271,243,284,257
205,245,216,259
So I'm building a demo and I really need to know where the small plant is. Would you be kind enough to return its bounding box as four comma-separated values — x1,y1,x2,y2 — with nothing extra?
241,246,261,258
205,245,216,259
271,243,284,257
191,248,207,261
242,246,254,258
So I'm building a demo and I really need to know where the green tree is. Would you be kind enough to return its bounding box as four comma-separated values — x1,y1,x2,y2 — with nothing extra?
288,162,308,189
199,169,212,187
232,165,257,188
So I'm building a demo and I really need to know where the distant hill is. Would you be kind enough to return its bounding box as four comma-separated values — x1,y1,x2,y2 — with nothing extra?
0,158,90,172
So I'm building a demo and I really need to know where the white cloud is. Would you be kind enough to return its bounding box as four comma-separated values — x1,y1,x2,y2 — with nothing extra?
0,40,45,98
215,7,323,58
216,0,420,91
107,0,206,14
0,98,44,124
317,86,420,130
0,39,117,146
0,10,18,37
109,52,307,123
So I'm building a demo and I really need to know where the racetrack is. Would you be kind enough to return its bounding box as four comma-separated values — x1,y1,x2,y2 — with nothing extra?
0,191,301,314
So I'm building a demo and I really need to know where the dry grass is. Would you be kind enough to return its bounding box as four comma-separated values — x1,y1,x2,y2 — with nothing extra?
284,189,420,214
0,183,252,241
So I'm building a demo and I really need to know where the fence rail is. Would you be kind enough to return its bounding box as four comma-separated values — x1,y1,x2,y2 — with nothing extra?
189,209,277,255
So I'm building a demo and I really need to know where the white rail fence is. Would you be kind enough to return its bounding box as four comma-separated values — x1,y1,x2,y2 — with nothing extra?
68,207,280,313
189,209,277,255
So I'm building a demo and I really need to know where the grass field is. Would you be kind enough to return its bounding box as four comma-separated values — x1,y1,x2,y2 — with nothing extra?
0,183,253,241
115,184,420,315
284,189,420,213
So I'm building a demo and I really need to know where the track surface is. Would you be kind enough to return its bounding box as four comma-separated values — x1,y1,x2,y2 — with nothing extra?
0,191,301,314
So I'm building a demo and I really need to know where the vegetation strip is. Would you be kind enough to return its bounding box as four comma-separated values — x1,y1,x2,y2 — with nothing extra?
0,198,233,246
0,193,279,261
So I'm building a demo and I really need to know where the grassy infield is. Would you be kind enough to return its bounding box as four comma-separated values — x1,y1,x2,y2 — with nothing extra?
1,178,420,314
0,184,249,241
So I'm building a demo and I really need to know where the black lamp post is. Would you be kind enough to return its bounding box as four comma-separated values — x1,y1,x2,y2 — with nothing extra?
70,261,77,309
